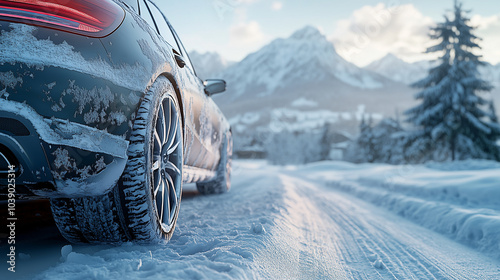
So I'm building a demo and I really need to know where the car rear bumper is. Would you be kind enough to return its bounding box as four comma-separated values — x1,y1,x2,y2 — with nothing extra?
0,101,128,199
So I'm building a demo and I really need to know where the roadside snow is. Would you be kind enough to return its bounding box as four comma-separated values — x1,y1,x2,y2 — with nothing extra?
8,160,500,279
302,160,500,260
291,97,318,108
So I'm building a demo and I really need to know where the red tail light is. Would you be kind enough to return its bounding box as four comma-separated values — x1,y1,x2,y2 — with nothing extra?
0,0,124,37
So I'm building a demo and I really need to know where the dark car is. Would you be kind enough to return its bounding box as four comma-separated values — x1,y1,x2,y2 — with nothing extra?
0,0,232,243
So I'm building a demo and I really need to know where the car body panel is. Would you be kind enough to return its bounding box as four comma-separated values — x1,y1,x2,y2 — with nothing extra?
0,0,230,198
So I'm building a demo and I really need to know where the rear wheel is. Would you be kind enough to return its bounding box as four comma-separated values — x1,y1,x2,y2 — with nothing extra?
50,77,183,243
121,77,183,241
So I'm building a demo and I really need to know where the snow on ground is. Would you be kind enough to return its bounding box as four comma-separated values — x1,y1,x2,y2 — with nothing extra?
291,97,318,108
3,160,500,279
303,160,500,260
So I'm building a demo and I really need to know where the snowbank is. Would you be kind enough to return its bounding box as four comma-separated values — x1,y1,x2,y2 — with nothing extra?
306,160,500,260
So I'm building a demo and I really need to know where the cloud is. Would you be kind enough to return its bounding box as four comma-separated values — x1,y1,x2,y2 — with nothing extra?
211,0,259,21
230,21,265,46
331,3,435,66
272,2,283,11
471,14,500,65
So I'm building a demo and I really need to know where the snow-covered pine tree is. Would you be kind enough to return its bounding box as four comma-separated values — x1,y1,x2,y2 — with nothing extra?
489,100,499,123
405,0,500,161
357,115,375,162
489,101,500,144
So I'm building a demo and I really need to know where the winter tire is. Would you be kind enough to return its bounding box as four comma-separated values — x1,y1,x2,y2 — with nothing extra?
50,77,183,243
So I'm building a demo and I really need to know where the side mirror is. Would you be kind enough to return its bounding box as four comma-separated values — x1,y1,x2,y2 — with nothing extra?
204,79,226,96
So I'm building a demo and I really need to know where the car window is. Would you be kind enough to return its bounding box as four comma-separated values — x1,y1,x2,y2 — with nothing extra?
146,2,179,53
171,28,196,74
138,0,156,32
120,0,138,12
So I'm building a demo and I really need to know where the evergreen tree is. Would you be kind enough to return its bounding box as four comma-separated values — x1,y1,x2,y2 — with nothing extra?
357,115,375,162
489,101,500,145
405,0,500,161
489,100,498,123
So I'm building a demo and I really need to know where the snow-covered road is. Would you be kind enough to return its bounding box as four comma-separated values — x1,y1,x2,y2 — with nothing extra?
3,160,500,279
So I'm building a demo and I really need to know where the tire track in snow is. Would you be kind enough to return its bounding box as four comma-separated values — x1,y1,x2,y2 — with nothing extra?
12,161,500,280
279,170,500,280
248,173,350,279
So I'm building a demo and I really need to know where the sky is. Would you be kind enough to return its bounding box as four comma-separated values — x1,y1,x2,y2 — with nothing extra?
155,0,500,66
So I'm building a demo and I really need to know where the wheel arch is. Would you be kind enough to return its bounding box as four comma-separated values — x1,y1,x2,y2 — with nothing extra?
159,73,186,142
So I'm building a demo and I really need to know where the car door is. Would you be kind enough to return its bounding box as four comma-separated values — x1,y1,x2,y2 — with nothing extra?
144,1,221,170
169,27,226,171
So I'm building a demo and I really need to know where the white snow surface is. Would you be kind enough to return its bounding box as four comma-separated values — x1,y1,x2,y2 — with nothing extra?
291,97,318,108
314,160,500,259
14,160,500,279
229,107,383,134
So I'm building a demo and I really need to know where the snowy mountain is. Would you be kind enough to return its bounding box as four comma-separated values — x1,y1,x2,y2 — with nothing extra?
366,53,500,88
221,26,391,100
188,51,232,80
365,54,435,85
210,26,413,136
193,27,500,157
480,62,500,89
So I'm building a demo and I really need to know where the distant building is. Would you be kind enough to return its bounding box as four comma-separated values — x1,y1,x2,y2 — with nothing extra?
324,128,353,161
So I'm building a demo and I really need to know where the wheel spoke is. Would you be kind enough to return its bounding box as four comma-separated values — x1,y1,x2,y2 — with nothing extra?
166,105,178,150
165,172,177,214
164,177,171,224
154,131,162,153
153,169,161,195
165,161,181,175
167,141,179,155
152,96,182,230
164,100,172,146
157,103,166,143
155,179,164,222
160,179,165,223
152,159,161,172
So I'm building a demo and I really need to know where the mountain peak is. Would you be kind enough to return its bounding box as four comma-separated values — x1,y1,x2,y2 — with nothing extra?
290,26,324,40
366,53,409,70
380,53,401,62
367,53,403,68
189,50,231,80
365,53,433,85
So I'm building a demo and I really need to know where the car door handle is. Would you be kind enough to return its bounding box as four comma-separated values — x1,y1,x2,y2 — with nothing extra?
174,53,186,68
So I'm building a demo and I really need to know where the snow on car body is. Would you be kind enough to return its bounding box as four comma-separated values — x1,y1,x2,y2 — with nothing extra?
0,0,232,243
